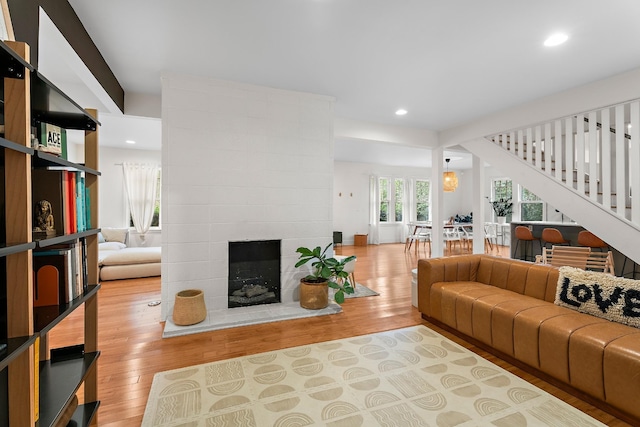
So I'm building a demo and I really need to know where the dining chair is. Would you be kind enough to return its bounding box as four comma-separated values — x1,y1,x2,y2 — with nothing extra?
443,227,463,254
404,223,431,254
334,255,357,288
459,225,473,252
484,222,498,252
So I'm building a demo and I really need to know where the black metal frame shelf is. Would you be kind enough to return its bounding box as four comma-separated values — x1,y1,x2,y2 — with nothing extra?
34,284,100,335
0,242,36,258
36,229,100,248
0,336,38,372
33,150,100,176
69,402,100,427
38,351,100,427
31,72,100,132
0,136,35,155
0,40,33,79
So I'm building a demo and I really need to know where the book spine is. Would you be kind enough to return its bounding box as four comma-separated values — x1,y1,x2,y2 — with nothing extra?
76,174,85,232
81,238,89,291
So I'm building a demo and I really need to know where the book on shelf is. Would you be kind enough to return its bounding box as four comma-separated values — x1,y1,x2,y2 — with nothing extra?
65,171,77,234
76,173,86,232
32,170,88,238
34,336,40,421
33,240,84,305
33,122,67,159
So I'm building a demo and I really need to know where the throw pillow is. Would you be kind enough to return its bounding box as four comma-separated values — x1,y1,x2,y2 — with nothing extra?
101,227,129,244
98,232,106,243
555,266,640,328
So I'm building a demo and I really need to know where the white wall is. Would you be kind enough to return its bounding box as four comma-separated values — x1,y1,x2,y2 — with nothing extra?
161,74,335,319
440,66,640,147
333,161,472,244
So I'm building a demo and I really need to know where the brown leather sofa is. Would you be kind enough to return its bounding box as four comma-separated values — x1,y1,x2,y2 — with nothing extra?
417,254,640,423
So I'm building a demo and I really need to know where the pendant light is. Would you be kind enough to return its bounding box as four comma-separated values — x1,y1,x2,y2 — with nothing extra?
443,158,458,192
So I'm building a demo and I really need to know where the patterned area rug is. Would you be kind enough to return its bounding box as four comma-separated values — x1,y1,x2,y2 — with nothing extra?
142,325,604,426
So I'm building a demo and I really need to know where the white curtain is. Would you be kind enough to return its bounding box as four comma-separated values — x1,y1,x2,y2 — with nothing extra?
402,179,414,241
369,175,380,244
122,162,160,244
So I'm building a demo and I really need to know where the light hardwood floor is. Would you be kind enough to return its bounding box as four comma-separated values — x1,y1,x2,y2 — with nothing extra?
48,243,631,426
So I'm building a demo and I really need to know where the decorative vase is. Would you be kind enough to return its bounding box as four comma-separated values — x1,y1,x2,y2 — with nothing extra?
299,280,329,309
497,216,507,224
172,289,207,325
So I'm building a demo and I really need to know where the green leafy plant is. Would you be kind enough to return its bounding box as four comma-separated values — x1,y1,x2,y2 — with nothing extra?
487,197,513,217
295,243,356,304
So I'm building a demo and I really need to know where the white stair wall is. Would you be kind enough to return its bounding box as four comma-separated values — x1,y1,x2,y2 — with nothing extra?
462,137,640,265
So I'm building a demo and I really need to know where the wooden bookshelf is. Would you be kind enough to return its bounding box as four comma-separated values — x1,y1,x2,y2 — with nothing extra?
0,40,100,426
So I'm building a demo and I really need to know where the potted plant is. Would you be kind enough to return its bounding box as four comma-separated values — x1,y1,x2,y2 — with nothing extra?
487,197,513,223
295,244,356,309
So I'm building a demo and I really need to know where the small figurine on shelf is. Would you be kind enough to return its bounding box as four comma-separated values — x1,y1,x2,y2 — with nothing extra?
33,199,56,239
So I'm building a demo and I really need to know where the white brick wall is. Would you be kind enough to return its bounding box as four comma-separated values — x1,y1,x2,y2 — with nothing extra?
160,73,335,318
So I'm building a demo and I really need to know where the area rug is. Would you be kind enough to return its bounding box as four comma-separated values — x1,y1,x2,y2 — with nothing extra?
142,325,605,426
334,283,379,299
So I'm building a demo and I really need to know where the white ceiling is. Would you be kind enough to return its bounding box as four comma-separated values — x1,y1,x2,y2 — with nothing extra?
40,1,640,166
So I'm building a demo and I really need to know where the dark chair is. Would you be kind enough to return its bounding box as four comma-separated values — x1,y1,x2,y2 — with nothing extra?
514,226,541,261
541,227,570,249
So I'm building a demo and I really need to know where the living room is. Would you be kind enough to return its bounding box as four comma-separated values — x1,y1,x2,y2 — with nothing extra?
4,1,640,426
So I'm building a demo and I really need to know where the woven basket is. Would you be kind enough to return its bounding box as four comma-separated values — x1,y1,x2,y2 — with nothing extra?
299,280,329,309
173,289,207,325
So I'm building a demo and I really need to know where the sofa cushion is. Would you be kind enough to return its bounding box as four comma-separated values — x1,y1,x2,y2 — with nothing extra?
513,305,575,368
569,322,640,400
603,334,640,420
99,241,126,251
555,266,640,328
538,313,608,383
101,247,161,266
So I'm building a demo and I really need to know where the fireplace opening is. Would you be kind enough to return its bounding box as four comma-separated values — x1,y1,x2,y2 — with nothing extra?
228,240,281,308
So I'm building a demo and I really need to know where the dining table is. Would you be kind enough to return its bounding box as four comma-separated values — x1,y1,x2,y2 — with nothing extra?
406,222,473,251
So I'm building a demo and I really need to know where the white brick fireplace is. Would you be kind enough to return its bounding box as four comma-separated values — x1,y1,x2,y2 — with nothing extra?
160,73,336,331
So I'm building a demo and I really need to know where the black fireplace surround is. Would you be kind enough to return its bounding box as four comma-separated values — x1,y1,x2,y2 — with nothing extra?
228,240,281,308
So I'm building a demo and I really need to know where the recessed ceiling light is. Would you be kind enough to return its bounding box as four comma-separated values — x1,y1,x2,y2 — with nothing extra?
544,33,568,47
126,140,136,144
395,109,408,116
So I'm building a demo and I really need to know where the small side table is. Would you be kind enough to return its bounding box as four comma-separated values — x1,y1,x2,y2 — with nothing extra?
354,234,368,246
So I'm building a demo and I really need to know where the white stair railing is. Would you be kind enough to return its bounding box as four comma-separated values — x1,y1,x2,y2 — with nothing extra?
486,99,640,224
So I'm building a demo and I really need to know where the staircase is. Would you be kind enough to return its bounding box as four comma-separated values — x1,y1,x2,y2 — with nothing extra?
461,98,640,267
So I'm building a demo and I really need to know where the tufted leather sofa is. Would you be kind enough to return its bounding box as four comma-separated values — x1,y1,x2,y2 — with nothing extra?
417,254,640,423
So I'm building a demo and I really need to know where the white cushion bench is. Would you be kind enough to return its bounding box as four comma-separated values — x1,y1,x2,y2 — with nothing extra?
98,228,161,281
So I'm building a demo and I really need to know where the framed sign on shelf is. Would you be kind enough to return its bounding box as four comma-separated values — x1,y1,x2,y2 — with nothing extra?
0,0,14,41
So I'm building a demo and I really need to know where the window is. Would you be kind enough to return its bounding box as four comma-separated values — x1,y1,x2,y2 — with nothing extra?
415,180,430,221
379,177,405,223
394,178,404,222
520,187,544,221
491,178,513,222
129,170,161,228
379,177,389,222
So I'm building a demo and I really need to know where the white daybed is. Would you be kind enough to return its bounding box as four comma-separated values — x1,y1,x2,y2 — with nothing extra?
98,228,161,281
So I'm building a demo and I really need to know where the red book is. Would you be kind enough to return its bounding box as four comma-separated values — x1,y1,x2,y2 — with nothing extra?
66,171,77,233
61,171,70,234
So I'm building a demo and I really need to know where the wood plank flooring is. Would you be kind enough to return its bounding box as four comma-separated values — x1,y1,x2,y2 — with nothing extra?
48,243,631,426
